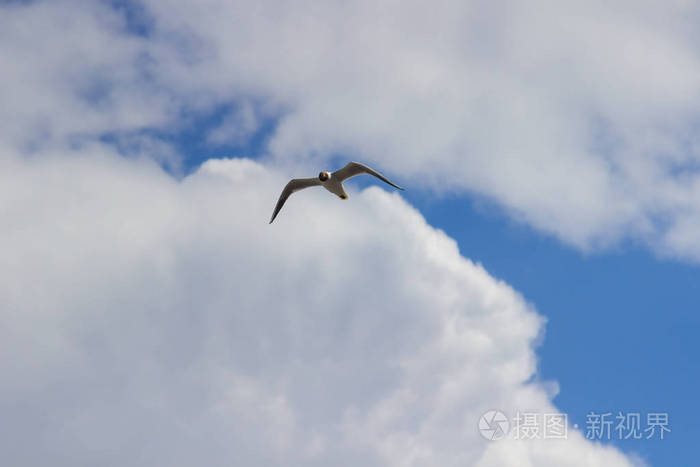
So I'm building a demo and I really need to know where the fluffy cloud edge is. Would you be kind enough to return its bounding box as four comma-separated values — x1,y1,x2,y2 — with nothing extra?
0,150,645,466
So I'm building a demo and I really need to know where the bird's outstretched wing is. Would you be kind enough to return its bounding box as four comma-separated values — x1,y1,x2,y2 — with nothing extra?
269,178,322,223
332,162,403,190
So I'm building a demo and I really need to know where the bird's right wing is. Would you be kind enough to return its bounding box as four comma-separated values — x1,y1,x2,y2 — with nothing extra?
332,162,403,190
269,178,322,223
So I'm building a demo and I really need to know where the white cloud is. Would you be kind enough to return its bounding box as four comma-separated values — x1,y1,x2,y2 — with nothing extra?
143,0,700,255
0,2,174,150
2,0,700,259
0,149,643,466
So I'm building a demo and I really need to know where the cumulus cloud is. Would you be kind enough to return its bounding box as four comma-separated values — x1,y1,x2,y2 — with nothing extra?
0,148,642,466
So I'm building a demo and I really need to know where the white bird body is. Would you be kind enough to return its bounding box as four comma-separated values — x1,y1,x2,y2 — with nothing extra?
319,172,348,199
269,162,403,223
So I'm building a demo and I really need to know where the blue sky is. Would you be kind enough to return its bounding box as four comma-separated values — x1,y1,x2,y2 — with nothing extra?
2,1,699,466
414,192,699,465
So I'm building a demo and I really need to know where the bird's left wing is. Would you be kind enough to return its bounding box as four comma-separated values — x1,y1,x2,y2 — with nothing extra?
332,162,403,190
269,178,322,223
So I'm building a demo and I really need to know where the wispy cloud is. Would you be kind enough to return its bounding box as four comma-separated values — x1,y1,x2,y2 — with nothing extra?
2,0,700,260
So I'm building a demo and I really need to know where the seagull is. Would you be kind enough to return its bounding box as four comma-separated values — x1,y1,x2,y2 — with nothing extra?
269,162,404,223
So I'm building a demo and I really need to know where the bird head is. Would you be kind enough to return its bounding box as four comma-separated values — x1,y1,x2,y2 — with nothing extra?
318,171,330,182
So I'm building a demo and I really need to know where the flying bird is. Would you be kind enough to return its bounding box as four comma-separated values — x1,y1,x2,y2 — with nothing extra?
269,162,404,223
